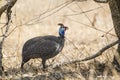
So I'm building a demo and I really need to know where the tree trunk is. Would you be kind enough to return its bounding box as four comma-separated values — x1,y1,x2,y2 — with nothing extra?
109,0,120,69
109,0,120,40
0,0,17,75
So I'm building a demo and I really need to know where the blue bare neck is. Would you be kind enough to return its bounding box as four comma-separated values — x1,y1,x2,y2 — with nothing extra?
59,27,65,38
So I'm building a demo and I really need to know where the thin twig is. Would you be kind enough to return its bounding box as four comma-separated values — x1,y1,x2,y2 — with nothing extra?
76,2,93,25
31,1,73,25
6,1,73,37
62,5,106,16
66,17,116,37
94,0,109,3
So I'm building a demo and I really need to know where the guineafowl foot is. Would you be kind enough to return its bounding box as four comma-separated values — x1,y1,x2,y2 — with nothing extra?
42,59,47,69
21,66,26,73
112,56,120,72
21,68,26,73
42,65,49,72
42,68,48,72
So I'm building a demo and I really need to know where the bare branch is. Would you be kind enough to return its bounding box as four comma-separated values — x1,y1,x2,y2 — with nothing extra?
52,40,120,68
72,0,87,2
94,0,109,3
0,0,17,17
80,40,120,61
0,0,17,74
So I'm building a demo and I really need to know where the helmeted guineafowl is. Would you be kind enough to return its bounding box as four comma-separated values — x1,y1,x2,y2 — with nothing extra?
21,23,68,69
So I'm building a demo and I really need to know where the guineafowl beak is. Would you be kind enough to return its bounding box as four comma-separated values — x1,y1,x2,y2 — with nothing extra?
64,26,68,31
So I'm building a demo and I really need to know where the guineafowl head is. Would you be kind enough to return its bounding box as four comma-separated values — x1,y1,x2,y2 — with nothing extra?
58,23,68,38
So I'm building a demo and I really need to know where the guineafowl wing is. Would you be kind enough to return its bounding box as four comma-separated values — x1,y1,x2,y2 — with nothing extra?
22,36,43,53
36,39,60,59
23,39,60,59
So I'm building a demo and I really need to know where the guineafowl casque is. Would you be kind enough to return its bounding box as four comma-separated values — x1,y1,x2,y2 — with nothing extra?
21,23,68,69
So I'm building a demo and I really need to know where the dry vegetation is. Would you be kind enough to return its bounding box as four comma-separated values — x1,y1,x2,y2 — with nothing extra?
0,0,120,80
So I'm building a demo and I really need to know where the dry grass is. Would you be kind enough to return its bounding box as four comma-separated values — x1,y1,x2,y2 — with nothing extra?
0,0,120,80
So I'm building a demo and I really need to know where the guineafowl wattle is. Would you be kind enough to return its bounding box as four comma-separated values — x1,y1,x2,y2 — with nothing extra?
21,23,68,69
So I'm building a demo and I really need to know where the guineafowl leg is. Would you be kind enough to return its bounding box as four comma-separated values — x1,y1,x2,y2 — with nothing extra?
42,59,46,69
21,58,30,69
21,61,24,69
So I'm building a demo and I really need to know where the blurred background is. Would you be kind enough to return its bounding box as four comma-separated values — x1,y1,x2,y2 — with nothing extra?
0,0,118,79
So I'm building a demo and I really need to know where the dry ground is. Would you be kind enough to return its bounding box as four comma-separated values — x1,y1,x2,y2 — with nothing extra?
0,0,120,80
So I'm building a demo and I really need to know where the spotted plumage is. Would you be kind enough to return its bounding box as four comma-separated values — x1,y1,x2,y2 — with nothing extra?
21,23,68,69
